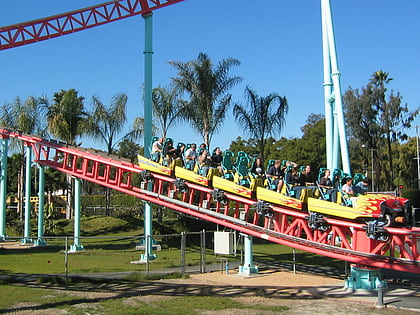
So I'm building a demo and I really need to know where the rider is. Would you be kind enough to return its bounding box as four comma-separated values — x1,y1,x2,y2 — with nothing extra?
266,160,284,193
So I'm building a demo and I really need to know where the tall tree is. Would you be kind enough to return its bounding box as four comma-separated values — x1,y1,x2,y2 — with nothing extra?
85,93,143,154
152,85,183,139
343,71,419,190
169,52,242,148
269,114,326,173
47,89,86,145
84,93,144,215
228,114,326,174
233,86,288,161
0,96,47,219
46,89,86,219
116,138,142,162
394,137,418,188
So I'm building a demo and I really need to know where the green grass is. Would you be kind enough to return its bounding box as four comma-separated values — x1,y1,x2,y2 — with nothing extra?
1,215,222,274
0,284,81,310
0,284,289,315
73,296,289,315
124,271,189,281
155,296,289,313
0,245,221,274
253,242,344,269
1,215,343,275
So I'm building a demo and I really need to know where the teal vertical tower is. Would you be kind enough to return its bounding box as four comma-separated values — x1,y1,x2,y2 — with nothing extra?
140,12,157,263
70,177,84,252
21,144,33,244
321,0,350,175
0,136,9,241
34,164,47,246
238,234,258,276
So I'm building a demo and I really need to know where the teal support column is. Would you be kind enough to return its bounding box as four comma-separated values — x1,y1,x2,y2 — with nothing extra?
238,234,258,276
143,12,153,158
140,12,156,263
0,136,9,241
21,144,33,244
321,4,334,172
321,0,351,175
70,177,83,252
35,164,47,246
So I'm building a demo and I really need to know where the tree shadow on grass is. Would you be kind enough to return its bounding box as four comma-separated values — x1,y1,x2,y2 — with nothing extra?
0,275,343,314
0,246,63,255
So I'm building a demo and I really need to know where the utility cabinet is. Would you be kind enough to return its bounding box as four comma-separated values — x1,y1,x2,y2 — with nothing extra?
214,231,235,255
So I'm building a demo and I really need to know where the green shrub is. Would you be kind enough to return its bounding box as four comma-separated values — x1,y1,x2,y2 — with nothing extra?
401,188,420,207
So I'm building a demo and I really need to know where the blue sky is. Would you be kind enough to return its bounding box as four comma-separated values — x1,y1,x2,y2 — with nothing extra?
0,0,419,152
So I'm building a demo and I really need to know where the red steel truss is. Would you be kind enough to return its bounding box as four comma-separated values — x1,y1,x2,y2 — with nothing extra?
1,128,419,273
0,0,184,50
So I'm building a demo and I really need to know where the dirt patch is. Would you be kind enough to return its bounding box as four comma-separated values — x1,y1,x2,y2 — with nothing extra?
178,269,343,287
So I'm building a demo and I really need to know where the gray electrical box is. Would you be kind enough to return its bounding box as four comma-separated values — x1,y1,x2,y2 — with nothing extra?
214,231,235,255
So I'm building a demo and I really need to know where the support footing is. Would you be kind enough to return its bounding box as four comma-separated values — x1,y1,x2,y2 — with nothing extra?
238,264,259,276
136,238,161,251
69,244,84,253
138,253,157,263
20,238,33,245
345,265,387,290
34,238,47,247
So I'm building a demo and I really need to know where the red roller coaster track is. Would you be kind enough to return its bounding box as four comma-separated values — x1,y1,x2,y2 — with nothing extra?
1,128,419,273
0,2,419,274
0,0,184,50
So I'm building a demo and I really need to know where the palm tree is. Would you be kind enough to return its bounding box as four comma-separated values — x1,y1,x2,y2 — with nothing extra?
169,52,242,148
47,89,86,145
84,93,144,215
0,96,47,219
85,93,143,154
152,86,183,139
46,89,87,219
233,86,288,161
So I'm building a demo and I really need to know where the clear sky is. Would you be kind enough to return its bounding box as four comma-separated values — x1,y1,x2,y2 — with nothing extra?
0,0,419,152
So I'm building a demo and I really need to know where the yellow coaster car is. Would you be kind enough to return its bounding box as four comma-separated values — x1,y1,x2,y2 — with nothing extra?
307,193,409,224
137,154,173,176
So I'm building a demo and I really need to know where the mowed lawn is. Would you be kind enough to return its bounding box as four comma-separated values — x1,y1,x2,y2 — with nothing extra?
0,216,344,275
0,283,290,314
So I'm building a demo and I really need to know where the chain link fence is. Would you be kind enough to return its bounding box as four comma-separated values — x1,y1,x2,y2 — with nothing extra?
0,230,244,277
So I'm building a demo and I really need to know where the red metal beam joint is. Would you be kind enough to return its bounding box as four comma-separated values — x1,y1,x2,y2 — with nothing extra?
0,0,184,50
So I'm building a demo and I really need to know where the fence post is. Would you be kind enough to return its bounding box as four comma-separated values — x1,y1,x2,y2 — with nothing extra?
200,229,206,273
377,282,385,307
180,231,186,274
64,236,68,278
293,248,296,274
146,235,150,274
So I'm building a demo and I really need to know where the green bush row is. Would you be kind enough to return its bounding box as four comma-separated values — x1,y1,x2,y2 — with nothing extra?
81,194,143,209
401,188,420,208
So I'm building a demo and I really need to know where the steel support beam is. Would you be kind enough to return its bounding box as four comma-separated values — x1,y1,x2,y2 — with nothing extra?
140,12,157,262
0,137,8,240
70,177,84,252
238,234,258,276
0,0,185,50
34,164,47,246
321,0,350,175
21,144,33,244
